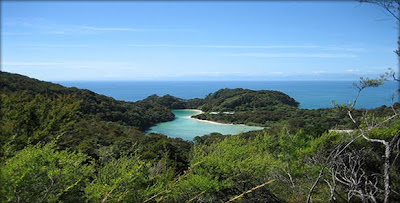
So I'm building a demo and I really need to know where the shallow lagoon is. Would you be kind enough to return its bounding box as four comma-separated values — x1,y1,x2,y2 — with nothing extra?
146,109,264,140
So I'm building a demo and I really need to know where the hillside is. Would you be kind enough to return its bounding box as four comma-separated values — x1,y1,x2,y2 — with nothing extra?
189,88,398,137
0,71,192,171
1,71,175,130
195,88,299,112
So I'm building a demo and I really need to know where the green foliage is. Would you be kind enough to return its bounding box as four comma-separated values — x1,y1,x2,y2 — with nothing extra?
193,102,395,137
1,71,174,130
142,94,187,109
186,87,397,136
0,92,81,158
138,133,192,173
0,143,94,202
85,154,174,202
353,75,386,91
167,133,288,202
195,88,299,112
0,71,193,170
56,119,192,173
193,132,226,145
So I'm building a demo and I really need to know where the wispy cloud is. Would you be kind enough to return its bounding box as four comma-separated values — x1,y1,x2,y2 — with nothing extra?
15,44,91,48
312,70,328,74
345,69,360,72
3,18,197,35
227,53,358,58
184,71,243,76
1,61,65,66
1,61,133,69
1,61,63,66
322,46,366,52
127,44,366,52
128,44,319,49
2,32,33,36
79,26,198,32
46,31,68,35
4,17,45,27
79,26,145,32
202,45,317,49
10,43,366,53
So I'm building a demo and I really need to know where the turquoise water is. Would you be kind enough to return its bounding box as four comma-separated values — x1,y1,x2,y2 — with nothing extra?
145,109,264,140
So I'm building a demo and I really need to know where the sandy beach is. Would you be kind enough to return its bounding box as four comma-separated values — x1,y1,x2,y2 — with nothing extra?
182,109,250,126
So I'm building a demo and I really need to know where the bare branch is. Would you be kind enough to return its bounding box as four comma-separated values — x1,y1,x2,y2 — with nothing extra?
360,0,400,21
226,179,275,203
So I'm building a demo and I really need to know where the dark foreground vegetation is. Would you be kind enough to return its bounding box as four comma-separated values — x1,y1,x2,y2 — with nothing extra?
1,71,399,202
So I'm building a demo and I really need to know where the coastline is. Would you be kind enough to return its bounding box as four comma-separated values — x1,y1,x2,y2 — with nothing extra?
180,109,260,127
191,116,237,126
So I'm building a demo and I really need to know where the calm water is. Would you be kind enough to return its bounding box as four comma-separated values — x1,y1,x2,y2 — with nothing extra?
145,109,264,140
57,81,398,109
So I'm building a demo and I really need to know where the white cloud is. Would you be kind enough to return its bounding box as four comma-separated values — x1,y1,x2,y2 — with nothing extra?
46,31,68,35
2,32,33,36
199,71,242,76
3,18,195,35
79,26,197,33
345,69,360,72
203,45,318,49
128,44,319,49
181,71,243,76
322,46,366,52
1,61,65,66
312,70,327,74
1,61,135,69
79,26,145,32
3,17,44,27
15,44,91,48
228,53,358,58
9,43,366,53
127,44,366,53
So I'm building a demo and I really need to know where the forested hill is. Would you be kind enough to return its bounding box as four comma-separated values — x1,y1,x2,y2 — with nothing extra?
1,71,174,130
192,88,299,112
1,71,192,175
138,88,300,112
189,88,398,137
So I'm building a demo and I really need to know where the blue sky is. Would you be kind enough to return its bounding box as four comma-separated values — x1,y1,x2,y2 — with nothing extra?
1,1,398,81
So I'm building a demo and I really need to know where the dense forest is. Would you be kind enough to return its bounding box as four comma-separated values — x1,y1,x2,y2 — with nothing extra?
1,72,175,130
0,72,192,173
1,71,399,202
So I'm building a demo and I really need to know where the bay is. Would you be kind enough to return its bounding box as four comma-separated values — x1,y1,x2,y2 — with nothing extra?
145,109,264,140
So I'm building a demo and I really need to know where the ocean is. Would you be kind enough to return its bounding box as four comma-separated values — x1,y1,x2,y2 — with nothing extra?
57,81,398,109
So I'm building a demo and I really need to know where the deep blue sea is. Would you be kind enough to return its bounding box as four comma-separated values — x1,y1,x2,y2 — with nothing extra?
56,81,398,109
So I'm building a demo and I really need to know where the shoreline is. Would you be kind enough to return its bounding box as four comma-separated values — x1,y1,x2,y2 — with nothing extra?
191,116,237,126
179,109,263,128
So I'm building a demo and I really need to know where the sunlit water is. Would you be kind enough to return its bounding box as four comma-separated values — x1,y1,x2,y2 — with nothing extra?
145,109,264,140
